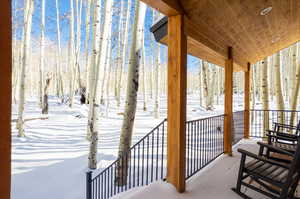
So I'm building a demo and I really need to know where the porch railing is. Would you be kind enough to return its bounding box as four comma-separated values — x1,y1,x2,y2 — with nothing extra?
86,119,167,199
185,114,225,179
87,114,226,199
250,109,300,137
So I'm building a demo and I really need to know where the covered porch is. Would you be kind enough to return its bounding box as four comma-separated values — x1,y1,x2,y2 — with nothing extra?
139,0,300,194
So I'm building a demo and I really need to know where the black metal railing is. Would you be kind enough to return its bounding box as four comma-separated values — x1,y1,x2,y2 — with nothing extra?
87,114,226,199
250,110,300,137
185,114,225,179
232,111,245,145
86,119,167,199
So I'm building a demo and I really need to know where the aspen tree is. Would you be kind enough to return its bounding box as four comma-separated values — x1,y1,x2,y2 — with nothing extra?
261,58,269,135
115,0,124,99
289,44,300,127
87,0,102,169
99,0,114,106
17,0,34,137
68,0,76,107
141,33,147,111
153,11,160,118
198,61,203,106
201,61,210,110
39,0,45,109
84,0,91,98
55,0,64,101
116,0,146,185
116,0,131,107
274,52,285,123
75,0,83,92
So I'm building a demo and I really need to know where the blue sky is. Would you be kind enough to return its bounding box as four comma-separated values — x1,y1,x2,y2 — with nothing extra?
12,0,200,71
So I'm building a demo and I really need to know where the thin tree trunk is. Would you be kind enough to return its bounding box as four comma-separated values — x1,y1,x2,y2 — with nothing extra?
141,33,147,111
153,12,160,118
116,0,131,107
75,0,83,91
68,0,76,107
202,61,211,110
87,0,102,169
17,0,34,137
105,42,112,117
42,75,51,114
274,52,285,123
116,0,146,185
198,61,203,106
289,44,300,127
261,58,269,135
84,0,91,100
208,65,217,109
115,0,124,100
39,0,45,109
55,0,64,102
98,0,114,106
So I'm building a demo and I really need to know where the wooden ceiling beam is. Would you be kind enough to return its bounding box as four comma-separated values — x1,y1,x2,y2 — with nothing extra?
140,0,184,16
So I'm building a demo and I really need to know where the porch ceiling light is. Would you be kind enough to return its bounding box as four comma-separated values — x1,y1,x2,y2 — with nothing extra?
271,37,280,43
260,7,272,16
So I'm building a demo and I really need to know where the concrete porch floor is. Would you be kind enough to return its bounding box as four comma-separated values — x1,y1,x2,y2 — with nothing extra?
114,139,299,199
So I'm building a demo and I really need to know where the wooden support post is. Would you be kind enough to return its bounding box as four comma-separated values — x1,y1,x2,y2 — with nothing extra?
244,63,251,139
224,47,233,155
0,1,12,199
167,14,187,193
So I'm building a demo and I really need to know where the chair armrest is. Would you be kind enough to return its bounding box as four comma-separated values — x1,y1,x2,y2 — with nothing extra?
257,141,294,156
237,148,289,169
265,134,298,142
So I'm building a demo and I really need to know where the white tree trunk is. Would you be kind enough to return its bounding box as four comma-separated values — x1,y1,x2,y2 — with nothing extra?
55,0,64,102
274,52,285,123
198,61,203,106
105,42,112,117
68,0,76,107
116,0,146,185
87,0,102,169
84,0,91,99
207,65,217,109
97,0,114,106
261,58,269,135
201,61,211,110
116,0,131,107
17,0,34,137
141,33,147,111
75,0,83,90
289,44,300,127
114,0,124,100
39,0,45,109
153,12,160,118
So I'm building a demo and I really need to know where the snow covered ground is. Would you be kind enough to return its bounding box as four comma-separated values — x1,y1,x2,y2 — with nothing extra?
11,94,245,199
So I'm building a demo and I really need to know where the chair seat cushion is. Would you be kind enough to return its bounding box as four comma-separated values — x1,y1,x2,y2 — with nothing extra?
245,159,289,184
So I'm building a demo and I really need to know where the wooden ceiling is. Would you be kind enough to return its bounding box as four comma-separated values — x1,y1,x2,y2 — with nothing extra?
143,0,300,71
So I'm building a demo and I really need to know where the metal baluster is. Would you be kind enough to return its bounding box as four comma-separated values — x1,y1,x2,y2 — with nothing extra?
161,122,165,179
137,144,140,186
146,136,149,185
142,140,144,186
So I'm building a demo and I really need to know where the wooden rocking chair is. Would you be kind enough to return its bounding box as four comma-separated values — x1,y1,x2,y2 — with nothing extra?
261,121,300,162
232,137,300,199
